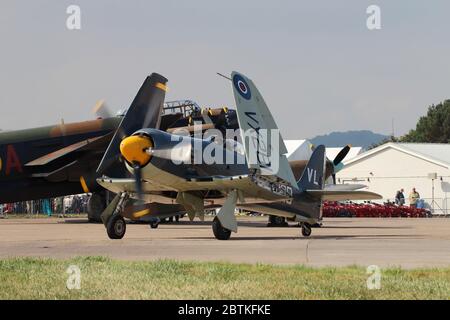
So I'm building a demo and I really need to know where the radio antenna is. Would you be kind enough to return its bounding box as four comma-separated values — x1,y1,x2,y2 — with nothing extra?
216,72,231,81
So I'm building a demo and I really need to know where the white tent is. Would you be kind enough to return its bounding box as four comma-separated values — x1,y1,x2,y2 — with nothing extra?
284,140,312,161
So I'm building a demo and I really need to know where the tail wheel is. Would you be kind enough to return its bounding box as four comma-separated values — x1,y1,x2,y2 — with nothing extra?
212,217,231,240
301,223,312,237
106,215,126,239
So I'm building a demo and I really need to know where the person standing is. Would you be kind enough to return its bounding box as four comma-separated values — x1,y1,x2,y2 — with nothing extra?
395,189,405,206
409,188,420,208
43,198,51,216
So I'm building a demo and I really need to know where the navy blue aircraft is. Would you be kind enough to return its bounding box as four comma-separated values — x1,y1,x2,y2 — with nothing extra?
95,72,381,240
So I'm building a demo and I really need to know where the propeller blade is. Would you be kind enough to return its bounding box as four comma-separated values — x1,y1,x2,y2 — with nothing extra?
92,99,113,119
96,73,168,175
333,144,351,166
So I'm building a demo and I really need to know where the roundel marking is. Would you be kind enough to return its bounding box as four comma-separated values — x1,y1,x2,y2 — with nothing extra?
233,74,251,100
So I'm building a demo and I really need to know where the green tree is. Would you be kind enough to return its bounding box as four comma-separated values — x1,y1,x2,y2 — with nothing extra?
401,100,450,143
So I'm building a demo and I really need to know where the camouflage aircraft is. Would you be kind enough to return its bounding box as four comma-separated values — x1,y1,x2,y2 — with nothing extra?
0,98,191,221
96,72,381,240
0,116,121,219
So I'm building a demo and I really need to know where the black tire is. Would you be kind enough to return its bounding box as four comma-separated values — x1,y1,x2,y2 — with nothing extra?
267,215,288,227
106,215,126,239
150,219,160,229
87,192,106,223
168,216,174,223
175,215,180,222
212,217,231,240
301,223,312,237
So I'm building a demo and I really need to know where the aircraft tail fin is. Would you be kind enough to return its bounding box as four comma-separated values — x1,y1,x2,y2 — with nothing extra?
297,145,383,203
292,145,326,222
297,145,326,191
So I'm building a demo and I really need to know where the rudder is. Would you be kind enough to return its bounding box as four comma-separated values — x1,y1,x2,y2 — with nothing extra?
297,145,326,192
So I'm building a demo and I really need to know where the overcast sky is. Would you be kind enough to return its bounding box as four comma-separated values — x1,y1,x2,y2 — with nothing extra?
1,0,450,139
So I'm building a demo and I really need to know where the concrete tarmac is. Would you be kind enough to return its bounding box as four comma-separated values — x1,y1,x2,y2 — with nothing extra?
0,217,449,268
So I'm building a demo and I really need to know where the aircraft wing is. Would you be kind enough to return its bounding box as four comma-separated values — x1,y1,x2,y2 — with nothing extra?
97,178,173,193
231,72,298,189
97,175,255,193
97,174,288,202
25,133,112,167
306,190,382,201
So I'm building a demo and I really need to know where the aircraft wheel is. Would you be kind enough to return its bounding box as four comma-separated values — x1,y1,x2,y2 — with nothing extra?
175,215,180,222
87,192,106,223
106,215,126,239
267,215,288,227
212,217,231,240
301,223,312,237
150,219,160,229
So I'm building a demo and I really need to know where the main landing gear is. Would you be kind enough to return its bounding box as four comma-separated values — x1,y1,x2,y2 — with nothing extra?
106,214,126,239
87,191,107,223
103,193,129,240
212,217,232,240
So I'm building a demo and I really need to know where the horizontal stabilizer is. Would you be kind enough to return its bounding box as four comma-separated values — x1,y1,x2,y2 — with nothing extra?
323,184,367,192
306,190,382,201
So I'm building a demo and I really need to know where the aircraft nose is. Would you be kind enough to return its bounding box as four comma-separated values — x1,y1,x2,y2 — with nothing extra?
120,135,153,166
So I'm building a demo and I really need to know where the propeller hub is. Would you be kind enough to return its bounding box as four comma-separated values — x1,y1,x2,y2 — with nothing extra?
120,135,153,167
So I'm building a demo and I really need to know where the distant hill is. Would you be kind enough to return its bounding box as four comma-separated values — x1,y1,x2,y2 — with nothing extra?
309,130,388,149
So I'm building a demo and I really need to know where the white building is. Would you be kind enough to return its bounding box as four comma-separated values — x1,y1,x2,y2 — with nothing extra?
337,143,450,214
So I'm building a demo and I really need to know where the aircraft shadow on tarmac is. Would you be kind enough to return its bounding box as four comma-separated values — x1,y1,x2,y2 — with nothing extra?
156,222,412,230
158,221,269,228
174,234,423,241
0,220,83,225
61,219,92,224
56,219,413,231
323,226,412,230
34,219,414,236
